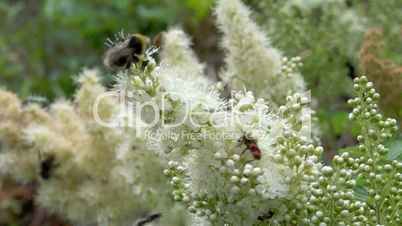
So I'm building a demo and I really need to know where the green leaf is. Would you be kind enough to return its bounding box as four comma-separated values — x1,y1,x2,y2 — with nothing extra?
354,185,369,202
384,139,402,161
338,146,362,157
330,112,349,136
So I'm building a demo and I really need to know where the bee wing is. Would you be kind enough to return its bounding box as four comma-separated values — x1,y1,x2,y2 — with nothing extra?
103,47,133,70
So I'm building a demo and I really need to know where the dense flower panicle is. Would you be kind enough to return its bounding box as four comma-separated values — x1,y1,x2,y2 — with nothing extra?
346,76,401,225
291,76,401,226
0,69,188,226
0,90,24,152
268,94,324,225
0,90,52,182
278,92,321,145
215,0,305,107
160,27,206,79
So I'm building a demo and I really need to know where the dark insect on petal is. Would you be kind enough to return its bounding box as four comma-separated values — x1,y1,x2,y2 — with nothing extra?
40,156,55,179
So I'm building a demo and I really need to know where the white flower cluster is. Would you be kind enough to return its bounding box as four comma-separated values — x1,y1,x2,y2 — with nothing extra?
281,56,302,78
215,0,306,107
0,69,187,226
121,59,306,224
113,1,318,224
160,27,206,79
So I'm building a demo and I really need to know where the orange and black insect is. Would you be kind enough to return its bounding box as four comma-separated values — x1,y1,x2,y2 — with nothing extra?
257,209,274,221
242,136,261,160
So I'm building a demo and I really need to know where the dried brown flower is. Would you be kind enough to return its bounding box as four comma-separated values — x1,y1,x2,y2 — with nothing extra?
359,28,402,126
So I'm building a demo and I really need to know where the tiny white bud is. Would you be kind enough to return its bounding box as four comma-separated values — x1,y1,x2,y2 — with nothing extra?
301,97,309,104
232,154,240,161
163,169,170,176
172,177,180,183
230,176,240,183
243,169,251,176
248,188,256,195
240,177,249,184
252,167,262,176
214,152,222,160
183,196,190,202
322,166,333,176
226,159,235,167
245,164,253,170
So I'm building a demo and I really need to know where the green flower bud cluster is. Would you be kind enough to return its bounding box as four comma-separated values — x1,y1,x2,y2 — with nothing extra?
304,159,370,225
273,94,324,224
164,161,221,224
279,92,320,145
128,60,160,97
346,76,401,225
298,76,401,226
273,130,323,224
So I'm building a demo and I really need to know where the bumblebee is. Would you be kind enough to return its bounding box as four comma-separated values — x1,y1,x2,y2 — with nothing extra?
103,30,151,71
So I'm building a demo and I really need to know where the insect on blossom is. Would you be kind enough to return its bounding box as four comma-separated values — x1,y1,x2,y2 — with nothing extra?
242,136,261,160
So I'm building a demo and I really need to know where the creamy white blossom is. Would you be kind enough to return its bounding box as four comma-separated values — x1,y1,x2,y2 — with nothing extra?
0,69,188,226
160,27,206,78
215,0,305,107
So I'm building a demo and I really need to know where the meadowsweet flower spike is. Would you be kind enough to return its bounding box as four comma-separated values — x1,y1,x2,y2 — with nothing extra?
215,0,305,106
346,76,400,225
293,76,401,226
0,69,188,226
160,27,206,78
0,90,55,182
279,92,321,144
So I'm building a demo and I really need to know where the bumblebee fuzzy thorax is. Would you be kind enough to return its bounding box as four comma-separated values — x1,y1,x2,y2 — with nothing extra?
128,34,150,55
